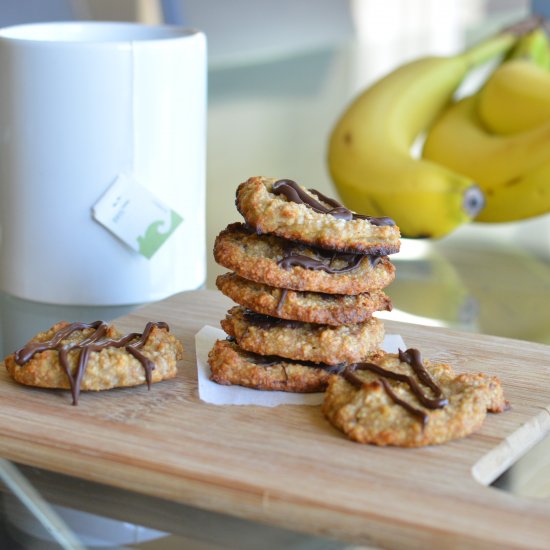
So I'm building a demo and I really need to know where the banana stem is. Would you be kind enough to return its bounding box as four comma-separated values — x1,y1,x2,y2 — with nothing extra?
460,15,546,68
507,27,550,67
460,33,517,69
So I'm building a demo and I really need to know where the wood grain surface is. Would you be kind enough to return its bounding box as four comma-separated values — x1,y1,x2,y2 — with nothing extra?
1,289,550,549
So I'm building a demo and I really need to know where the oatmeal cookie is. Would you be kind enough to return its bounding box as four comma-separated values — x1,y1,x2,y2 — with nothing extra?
221,306,384,365
322,349,507,447
235,176,401,255
3,320,184,404
216,273,392,326
214,223,395,294
208,339,339,392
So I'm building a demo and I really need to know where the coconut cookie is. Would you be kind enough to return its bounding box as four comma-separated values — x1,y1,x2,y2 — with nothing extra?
221,307,384,365
3,320,184,405
216,273,392,326
214,223,396,295
322,348,507,447
208,339,342,392
235,177,401,255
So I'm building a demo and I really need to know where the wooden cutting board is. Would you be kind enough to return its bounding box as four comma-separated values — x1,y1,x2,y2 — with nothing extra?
1,289,550,549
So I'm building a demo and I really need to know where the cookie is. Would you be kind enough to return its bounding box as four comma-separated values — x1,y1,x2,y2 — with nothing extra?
235,176,401,255
208,339,341,392
3,320,184,405
214,223,395,294
216,272,392,326
322,348,507,447
221,306,384,365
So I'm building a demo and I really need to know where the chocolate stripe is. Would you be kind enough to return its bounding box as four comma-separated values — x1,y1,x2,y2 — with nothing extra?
15,321,169,405
343,348,448,425
272,179,395,226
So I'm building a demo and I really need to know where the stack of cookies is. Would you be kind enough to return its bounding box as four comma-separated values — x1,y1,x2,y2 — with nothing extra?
208,176,400,393
208,176,508,447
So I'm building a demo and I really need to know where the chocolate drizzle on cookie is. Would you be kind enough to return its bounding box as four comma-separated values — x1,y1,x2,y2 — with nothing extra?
272,179,395,227
277,241,381,273
14,321,170,405
343,348,448,426
242,310,304,330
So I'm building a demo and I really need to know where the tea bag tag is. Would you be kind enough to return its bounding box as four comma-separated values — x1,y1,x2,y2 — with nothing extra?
92,173,183,259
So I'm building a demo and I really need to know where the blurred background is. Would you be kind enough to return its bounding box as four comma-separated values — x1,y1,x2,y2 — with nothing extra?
1,0,547,347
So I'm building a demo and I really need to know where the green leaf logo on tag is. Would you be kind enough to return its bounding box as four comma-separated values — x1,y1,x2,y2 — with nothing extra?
92,173,184,259
137,211,183,259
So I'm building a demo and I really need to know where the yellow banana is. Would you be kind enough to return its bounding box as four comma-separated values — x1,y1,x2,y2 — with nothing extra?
422,24,550,223
475,157,550,222
477,59,550,134
327,32,519,239
422,95,550,186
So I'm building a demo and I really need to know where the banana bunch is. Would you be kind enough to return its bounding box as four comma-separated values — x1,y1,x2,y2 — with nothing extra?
479,26,550,134
327,17,545,238
423,25,550,223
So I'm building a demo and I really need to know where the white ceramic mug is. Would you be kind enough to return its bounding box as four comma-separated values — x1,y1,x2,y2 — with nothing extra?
0,22,206,305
